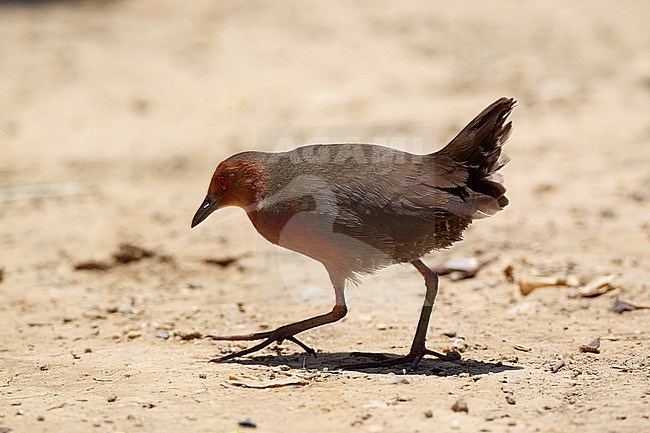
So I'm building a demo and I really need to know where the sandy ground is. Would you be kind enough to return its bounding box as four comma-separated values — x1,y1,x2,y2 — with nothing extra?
1,1,649,432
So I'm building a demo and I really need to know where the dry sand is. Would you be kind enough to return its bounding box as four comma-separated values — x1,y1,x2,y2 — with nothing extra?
1,1,649,432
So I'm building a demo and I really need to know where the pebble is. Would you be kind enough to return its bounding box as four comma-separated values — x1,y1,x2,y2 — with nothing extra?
443,329,457,338
154,330,170,339
452,338,468,352
380,376,410,385
451,398,469,413
239,418,257,428
505,395,516,405
126,331,142,339
107,396,118,403
424,410,433,418
485,411,496,421
118,305,134,314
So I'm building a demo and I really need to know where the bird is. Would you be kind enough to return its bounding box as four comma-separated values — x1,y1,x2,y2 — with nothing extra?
192,97,515,370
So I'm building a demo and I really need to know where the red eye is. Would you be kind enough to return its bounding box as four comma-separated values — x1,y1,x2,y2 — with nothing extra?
216,176,229,190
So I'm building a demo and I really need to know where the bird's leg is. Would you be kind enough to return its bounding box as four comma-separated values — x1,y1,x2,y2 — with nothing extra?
206,329,317,356
349,259,457,371
208,281,347,363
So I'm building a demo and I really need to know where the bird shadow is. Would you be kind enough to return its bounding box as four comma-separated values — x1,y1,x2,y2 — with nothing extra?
216,351,522,377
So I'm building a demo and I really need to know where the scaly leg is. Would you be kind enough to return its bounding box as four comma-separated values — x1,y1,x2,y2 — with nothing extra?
349,259,458,371
208,278,347,363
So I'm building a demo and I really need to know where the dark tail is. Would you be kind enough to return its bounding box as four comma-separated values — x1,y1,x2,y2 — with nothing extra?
437,97,516,212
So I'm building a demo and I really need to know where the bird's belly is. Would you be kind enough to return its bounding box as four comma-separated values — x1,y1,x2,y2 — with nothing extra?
249,210,394,275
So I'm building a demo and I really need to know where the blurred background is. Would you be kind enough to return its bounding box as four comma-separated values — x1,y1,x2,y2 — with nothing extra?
2,0,647,267
0,1,648,432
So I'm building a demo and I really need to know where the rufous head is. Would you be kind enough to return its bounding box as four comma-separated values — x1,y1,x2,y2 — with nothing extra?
191,153,266,228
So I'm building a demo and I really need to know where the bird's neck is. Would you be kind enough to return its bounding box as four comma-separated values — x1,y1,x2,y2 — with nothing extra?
245,202,297,246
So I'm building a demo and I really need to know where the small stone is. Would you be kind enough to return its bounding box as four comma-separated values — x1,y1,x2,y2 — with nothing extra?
452,338,468,352
198,374,207,379
278,365,291,371
376,324,388,330
84,348,93,353
612,298,634,314
424,410,433,418
154,330,170,339
176,331,202,341
505,395,516,405
450,418,460,430
126,331,142,340
107,396,117,403
485,411,496,421
550,358,565,373
451,398,469,413
239,418,257,428
616,413,627,420
37,415,45,421
118,305,134,314
381,376,410,385
443,329,457,338
40,364,49,371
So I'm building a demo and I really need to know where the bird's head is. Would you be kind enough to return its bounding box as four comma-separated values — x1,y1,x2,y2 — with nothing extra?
191,153,266,228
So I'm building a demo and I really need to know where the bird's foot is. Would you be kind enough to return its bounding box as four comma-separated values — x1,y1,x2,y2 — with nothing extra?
347,347,461,371
207,326,317,363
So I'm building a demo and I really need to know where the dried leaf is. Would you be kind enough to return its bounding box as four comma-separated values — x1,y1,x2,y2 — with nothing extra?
223,375,308,389
518,276,564,295
576,274,617,298
579,337,601,353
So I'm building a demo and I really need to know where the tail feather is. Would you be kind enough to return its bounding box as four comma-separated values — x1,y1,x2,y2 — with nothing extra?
438,97,515,178
436,97,516,216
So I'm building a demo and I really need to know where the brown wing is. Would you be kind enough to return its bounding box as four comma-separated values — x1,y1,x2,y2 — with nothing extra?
329,153,487,258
